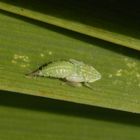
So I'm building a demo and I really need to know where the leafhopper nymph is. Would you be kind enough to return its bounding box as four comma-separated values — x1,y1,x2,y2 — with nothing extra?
28,59,101,88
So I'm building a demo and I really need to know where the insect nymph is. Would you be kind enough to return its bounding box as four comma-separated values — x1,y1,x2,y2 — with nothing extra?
29,59,101,88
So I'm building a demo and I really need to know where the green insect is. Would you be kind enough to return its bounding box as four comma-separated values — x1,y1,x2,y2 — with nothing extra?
29,59,101,88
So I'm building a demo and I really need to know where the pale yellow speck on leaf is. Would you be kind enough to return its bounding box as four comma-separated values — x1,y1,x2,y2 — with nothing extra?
12,54,30,68
116,69,122,76
108,74,113,78
48,51,52,55
11,60,17,64
40,53,45,57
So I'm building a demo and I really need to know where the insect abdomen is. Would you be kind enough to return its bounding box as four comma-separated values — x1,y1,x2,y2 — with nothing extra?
41,61,74,78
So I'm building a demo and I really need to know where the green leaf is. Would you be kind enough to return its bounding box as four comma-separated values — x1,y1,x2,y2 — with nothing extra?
0,0,140,51
0,11,140,113
0,90,140,140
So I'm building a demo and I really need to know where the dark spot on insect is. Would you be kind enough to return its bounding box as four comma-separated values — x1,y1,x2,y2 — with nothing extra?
26,62,52,77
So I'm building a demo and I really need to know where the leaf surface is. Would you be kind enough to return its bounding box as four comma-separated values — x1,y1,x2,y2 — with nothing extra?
0,90,140,140
0,0,140,50
0,11,140,113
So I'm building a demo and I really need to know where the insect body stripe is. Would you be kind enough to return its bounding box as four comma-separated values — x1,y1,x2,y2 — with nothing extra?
46,66,73,74
42,65,74,78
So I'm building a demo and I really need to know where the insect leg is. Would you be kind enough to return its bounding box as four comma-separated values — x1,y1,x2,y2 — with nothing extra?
69,59,84,65
65,81,82,87
83,82,93,90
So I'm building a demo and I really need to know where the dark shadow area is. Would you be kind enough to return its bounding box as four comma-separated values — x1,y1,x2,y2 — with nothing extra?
0,90,140,127
1,0,140,39
0,9,140,61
